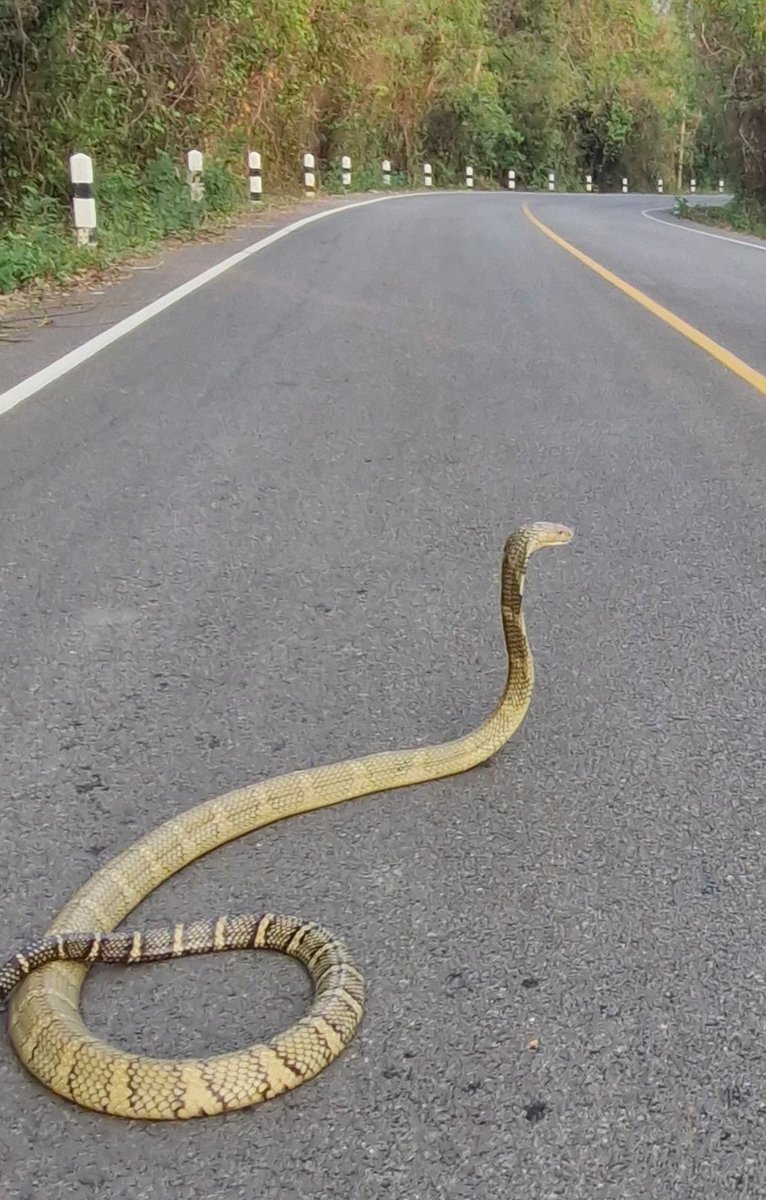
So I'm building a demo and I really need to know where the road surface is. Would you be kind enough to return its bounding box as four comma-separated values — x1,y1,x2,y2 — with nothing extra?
1,193,766,1198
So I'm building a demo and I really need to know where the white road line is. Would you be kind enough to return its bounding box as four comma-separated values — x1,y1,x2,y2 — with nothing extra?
641,206,766,252
0,191,431,419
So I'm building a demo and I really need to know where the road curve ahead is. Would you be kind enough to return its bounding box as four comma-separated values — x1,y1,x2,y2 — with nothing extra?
1,193,765,1199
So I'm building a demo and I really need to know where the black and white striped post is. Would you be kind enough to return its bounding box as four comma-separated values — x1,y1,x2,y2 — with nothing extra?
585,173,593,192
382,159,392,186
69,153,97,247
303,153,316,197
248,151,263,202
622,177,628,193
718,178,725,193
690,177,697,194
187,150,204,203
657,177,664,194
341,155,351,189
507,169,516,191
466,165,474,189
548,171,555,191
423,163,433,188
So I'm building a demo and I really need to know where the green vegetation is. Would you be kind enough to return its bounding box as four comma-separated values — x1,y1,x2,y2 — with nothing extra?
1,0,764,293
678,0,766,236
0,151,234,293
484,0,687,190
677,194,766,240
685,1,766,203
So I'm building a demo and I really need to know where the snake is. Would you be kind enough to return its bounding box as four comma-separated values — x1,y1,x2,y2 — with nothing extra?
0,521,572,1120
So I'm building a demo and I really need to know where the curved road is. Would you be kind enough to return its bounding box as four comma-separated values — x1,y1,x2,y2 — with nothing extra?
1,193,766,1198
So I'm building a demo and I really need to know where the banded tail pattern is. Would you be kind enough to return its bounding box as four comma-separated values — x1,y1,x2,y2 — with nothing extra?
0,913,364,1012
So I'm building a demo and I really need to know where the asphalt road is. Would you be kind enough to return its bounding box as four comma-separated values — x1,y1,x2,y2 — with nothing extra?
1,193,766,1199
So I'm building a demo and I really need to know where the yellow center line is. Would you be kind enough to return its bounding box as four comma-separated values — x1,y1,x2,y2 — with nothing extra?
522,202,766,398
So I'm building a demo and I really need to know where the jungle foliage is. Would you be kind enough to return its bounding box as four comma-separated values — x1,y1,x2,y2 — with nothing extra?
0,0,763,290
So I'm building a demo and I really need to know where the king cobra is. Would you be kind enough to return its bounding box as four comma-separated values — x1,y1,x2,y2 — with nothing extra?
1,521,572,1119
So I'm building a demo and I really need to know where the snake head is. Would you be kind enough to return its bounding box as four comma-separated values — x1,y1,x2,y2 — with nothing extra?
526,522,574,549
504,523,574,563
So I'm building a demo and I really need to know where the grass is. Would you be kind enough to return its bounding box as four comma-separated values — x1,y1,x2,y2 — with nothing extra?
675,194,766,241
0,151,277,296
